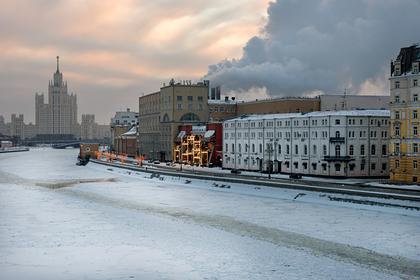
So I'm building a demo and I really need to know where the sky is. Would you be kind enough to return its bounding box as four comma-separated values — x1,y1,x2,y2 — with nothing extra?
0,0,418,124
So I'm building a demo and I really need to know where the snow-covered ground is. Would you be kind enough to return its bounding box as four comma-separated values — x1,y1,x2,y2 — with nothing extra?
1,148,419,280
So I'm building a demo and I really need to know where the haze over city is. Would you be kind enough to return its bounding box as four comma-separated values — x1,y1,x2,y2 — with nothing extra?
1,0,419,123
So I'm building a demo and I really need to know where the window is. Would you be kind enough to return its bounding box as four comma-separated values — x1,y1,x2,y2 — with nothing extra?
252,144,255,153
323,145,327,156
395,126,400,136
231,144,235,153
278,145,282,154
395,95,400,103
395,81,400,88
413,110,418,119
238,144,241,153
312,145,317,155
395,111,400,119
371,144,376,155
188,103,193,110
259,144,262,153
335,131,340,137
371,163,376,170
361,163,365,171
335,145,341,157
382,163,387,171
414,160,418,169
295,145,299,155
414,126,418,136
335,163,341,171
304,145,308,155
335,119,340,125
177,96,183,101
382,144,387,156
225,143,228,152
322,164,327,171
413,143,419,153
414,79,418,87
349,164,355,171
286,144,290,154
395,159,400,168
177,103,183,110
360,144,365,155
349,145,354,156
187,96,193,101
395,143,400,153
198,96,203,102
414,94,419,102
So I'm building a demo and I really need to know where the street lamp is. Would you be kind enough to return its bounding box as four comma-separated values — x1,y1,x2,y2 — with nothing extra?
266,142,274,179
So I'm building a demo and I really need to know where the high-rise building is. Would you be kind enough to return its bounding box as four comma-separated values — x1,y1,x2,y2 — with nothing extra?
35,56,78,138
389,44,420,184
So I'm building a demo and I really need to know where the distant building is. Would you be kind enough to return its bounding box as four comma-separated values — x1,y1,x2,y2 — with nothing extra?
138,79,209,161
115,126,137,157
0,116,9,136
81,114,96,140
24,123,37,139
389,44,420,184
35,56,78,138
320,95,390,111
208,97,238,122
237,97,320,115
110,108,138,150
10,114,25,139
223,110,390,178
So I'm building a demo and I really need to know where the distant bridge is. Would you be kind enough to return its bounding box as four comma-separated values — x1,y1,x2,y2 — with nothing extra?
52,142,81,149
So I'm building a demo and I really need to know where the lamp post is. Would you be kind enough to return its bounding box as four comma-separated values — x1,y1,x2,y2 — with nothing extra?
266,141,274,179
179,146,183,171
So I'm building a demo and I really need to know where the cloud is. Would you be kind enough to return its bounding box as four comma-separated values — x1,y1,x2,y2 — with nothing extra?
205,0,420,99
0,0,268,123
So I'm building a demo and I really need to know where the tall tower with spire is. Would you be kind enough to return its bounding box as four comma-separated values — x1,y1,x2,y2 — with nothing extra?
35,56,78,137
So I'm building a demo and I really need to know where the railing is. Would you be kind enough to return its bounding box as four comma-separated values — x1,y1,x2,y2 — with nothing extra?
329,137,345,143
324,155,352,162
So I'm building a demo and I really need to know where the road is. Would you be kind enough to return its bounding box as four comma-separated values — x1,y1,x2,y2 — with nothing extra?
1,148,419,279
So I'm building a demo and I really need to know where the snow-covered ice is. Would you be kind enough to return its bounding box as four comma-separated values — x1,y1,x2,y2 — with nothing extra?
0,148,419,279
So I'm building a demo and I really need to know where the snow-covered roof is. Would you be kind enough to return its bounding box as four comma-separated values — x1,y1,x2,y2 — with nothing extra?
208,99,238,105
225,110,390,122
121,126,137,136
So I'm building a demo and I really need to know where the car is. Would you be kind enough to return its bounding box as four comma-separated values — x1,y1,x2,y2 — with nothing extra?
289,174,302,179
153,160,161,164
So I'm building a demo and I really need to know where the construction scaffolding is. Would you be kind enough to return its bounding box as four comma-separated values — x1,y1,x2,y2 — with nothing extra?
174,134,210,166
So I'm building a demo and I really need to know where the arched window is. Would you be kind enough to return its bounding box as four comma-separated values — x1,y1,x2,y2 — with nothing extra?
180,113,200,122
335,145,341,157
349,145,354,156
162,114,170,122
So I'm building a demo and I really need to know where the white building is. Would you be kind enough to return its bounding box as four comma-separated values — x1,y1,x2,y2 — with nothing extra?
223,110,390,178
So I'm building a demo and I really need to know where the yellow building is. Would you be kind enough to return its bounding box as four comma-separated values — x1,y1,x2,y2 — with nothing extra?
389,44,420,184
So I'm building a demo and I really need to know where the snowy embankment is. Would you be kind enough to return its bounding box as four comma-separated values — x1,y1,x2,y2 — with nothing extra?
0,148,419,280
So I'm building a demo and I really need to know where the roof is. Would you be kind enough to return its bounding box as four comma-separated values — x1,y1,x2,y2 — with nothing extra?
225,110,390,122
121,126,137,136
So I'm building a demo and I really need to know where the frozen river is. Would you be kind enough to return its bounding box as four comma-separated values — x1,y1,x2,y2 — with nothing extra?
0,148,419,279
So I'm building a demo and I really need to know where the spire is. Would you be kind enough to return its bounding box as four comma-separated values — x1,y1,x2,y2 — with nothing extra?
56,56,60,73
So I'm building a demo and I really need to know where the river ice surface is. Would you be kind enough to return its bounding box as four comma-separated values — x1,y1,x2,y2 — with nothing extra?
0,148,419,280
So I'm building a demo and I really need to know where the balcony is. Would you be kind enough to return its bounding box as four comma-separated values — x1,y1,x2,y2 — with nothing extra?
324,155,352,162
329,137,345,143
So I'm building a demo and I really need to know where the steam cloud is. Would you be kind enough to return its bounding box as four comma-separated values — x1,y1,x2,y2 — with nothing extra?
205,0,420,98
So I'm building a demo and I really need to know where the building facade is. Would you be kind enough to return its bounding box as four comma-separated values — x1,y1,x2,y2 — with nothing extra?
389,44,420,184
320,95,390,111
10,114,25,139
223,110,390,178
110,108,138,150
138,80,209,161
237,97,320,115
81,114,96,140
35,57,78,137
